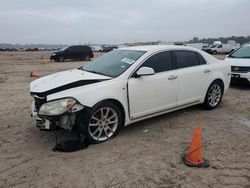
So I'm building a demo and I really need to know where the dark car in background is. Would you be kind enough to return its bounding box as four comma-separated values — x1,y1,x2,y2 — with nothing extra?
50,45,94,62
101,45,118,52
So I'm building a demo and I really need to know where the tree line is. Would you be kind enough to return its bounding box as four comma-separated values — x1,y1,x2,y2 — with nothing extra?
189,36,250,44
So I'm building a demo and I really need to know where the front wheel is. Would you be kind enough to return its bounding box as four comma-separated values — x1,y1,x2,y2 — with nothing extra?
57,56,64,62
204,81,224,110
77,102,123,144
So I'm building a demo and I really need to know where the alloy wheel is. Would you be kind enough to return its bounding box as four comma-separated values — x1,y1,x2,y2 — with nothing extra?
207,84,222,107
88,107,118,142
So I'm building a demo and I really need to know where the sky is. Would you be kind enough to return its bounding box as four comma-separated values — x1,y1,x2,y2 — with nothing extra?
0,0,249,44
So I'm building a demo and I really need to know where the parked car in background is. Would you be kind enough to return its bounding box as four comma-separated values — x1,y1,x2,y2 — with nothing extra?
91,45,103,52
0,48,18,51
202,44,211,51
118,44,128,49
102,45,118,52
30,45,231,144
205,44,238,54
225,44,250,84
25,48,38,51
50,45,93,62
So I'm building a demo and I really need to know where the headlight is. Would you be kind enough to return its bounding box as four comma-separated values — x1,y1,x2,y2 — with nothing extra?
39,98,83,116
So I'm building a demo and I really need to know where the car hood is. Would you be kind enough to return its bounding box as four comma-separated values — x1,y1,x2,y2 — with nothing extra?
30,69,111,97
225,57,250,67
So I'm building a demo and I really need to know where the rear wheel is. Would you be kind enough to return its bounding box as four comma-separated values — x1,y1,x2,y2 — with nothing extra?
77,102,122,144
204,81,224,110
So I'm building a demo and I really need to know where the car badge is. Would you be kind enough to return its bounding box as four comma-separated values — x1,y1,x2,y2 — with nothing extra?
234,67,239,71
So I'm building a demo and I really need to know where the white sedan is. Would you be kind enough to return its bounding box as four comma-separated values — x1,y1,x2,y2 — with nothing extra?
30,45,231,143
225,44,250,84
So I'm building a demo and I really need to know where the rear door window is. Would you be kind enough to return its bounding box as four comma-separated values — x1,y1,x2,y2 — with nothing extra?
174,51,200,69
67,47,76,52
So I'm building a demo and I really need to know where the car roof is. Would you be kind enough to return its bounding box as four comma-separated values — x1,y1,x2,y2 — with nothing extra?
120,45,200,53
120,45,219,64
69,45,90,48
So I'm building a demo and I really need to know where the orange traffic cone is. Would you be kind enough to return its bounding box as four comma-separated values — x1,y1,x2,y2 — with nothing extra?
30,71,40,78
182,127,209,168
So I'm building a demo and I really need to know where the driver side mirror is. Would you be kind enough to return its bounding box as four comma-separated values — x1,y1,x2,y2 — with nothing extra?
135,67,155,78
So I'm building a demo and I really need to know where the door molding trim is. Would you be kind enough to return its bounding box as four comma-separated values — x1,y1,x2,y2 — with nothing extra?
129,100,200,120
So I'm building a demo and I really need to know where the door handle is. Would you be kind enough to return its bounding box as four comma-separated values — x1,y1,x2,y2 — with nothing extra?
203,69,211,73
168,75,178,80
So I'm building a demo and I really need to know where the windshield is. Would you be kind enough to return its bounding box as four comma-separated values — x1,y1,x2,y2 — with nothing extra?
229,46,250,58
81,50,146,77
59,47,68,51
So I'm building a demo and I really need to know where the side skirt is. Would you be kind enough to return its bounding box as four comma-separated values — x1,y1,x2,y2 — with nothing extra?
125,100,201,126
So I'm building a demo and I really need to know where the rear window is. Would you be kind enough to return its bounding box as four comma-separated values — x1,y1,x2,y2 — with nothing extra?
197,53,207,65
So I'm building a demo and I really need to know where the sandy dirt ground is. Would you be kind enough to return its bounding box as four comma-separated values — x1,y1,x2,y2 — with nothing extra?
0,51,250,188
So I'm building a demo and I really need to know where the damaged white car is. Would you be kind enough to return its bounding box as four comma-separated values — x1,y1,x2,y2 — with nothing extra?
30,45,231,143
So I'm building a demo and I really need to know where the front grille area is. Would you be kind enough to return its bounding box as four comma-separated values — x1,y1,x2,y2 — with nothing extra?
34,96,46,110
231,66,250,73
231,77,250,84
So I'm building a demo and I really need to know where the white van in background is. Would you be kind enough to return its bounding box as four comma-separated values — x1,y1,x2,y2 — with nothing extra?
206,43,240,54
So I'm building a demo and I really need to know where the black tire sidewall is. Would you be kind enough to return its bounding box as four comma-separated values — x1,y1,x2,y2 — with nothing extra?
58,56,64,62
204,81,224,110
77,101,123,144
85,55,91,61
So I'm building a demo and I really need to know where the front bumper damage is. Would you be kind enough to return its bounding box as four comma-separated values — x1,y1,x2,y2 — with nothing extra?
31,98,82,131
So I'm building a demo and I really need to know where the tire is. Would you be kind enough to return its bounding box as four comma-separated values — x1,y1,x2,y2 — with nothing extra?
84,55,91,61
57,56,64,62
77,101,123,144
212,51,217,54
203,80,224,110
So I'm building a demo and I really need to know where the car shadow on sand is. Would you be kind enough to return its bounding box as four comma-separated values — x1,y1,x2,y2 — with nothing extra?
230,82,250,90
40,104,203,150
119,104,203,135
